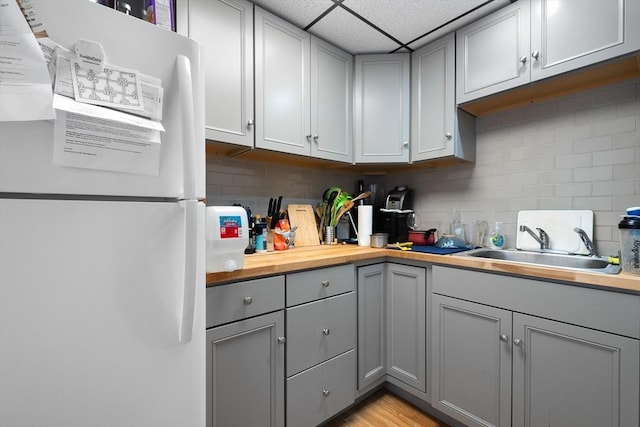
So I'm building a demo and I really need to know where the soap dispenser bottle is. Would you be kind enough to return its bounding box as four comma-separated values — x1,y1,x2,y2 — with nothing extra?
490,222,505,249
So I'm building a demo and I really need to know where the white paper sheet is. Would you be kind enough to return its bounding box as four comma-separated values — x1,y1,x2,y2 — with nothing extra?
52,94,163,175
0,0,54,121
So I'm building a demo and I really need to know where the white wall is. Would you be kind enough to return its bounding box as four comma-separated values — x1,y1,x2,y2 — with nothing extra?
206,78,639,256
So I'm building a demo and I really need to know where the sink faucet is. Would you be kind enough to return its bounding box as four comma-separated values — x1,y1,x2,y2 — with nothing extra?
574,227,599,257
519,225,550,250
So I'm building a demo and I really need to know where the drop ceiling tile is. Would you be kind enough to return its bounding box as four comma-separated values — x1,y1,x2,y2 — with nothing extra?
251,0,335,29
309,6,401,54
342,0,489,44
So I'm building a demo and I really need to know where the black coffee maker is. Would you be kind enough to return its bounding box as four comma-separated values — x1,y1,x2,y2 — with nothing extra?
376,186,413,243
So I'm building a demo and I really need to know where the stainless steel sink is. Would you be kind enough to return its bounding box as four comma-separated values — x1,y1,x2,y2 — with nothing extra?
460,248,621,274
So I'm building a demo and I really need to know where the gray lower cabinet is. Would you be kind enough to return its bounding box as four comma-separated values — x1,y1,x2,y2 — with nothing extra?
285,265,356,427
386,263,426,393
356,263,427,396
206,276,285,427
207,311,285,427
357,263,386,391
431,294,513,427
431,266,640,427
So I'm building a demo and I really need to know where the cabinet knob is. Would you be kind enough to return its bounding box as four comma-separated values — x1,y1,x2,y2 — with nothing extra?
278,336,286,344
403,141,409,148
306,134,312,141
513,338,523,347
322,389,331,397
321,280,330,288
531,50,540,60
247,119,254,127
243,296,253,305
499,334,509,343
322,328,331,336
445,132,452,140
313,134,319,141
519,56,527,65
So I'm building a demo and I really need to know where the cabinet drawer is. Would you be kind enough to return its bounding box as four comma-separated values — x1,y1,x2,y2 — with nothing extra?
206,276,284,328
286,292,355,376
287,349,355,427
287,264,354,306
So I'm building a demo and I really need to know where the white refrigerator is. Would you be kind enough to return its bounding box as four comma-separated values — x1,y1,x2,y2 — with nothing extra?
0,1,206,426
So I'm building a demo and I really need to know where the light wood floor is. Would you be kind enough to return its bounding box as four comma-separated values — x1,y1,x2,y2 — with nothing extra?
323,389,451,427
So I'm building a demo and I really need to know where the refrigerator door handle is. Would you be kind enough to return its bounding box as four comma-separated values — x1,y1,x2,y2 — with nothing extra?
179,199,198,343
176,54,197,201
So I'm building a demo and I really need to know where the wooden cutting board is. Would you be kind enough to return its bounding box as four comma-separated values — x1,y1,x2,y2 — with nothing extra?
287,204,320,247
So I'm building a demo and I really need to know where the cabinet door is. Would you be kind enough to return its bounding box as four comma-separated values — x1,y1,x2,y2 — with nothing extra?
255,7,310,156
512,313,640,427
386,263,426,391
354,54,410,163
310,36,353,163
411,33,476,163
530,0,640,81
456,0,531,104
431,294,512,427
357,264,386,391
411,34,455,161
207,311,285,427
185,0,254,147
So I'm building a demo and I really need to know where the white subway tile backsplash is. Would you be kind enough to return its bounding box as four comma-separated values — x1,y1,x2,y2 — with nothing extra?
573,196,613,211
592,147,636,166
594,116,637,136
573,135,614,153
614,163,639,180
615,130,640,148
538,198,573,210
555,152,592,169
556,182,592,197
593,179,635,196
573,166,613,183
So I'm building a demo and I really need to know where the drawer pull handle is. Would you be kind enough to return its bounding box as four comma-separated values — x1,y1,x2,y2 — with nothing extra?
321,280,330,288
322,389,330,397
278,336,286,344
322,328,330,336
243,296,253,305
499,334,509,343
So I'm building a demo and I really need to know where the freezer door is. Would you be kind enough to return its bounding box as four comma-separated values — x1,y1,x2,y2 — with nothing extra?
0,198,205,426
0,0,205,199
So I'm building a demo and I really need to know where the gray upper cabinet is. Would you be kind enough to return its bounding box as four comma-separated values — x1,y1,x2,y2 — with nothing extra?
255,8,353,162
178,0,254,147
411,33,475,163
457,0,640,104
310,37,354,163
255,7,310,156
530,0,640,81
456,0,531,104
354,54,411,163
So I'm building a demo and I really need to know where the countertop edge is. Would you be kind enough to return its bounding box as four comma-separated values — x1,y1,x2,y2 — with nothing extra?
206,245,640,294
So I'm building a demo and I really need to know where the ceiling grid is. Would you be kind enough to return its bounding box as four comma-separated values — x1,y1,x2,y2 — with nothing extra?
251,0,513,54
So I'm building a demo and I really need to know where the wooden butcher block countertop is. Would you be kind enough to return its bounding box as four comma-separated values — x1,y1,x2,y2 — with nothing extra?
206,244,640,294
